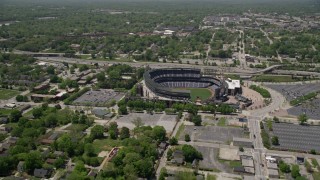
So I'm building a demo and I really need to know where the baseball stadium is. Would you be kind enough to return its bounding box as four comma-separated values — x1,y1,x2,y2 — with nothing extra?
143,68,228,102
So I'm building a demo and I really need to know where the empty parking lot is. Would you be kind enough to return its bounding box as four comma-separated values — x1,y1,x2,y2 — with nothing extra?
181,126,246,144
115,113,177,133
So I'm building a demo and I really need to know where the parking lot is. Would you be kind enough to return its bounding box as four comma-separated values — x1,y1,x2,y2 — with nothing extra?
272,123,320,152
287,98,320,120
266,83,320,101
115,113,177,133
180,125,246,144
73,89,124,106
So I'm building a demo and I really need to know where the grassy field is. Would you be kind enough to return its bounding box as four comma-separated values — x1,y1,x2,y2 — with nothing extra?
217,117,227,126
92,139,122,154
252,75,318,82
65,124,88,132
175,88,213,101
207,174,217,180
0,108,15,116
0,89,20,100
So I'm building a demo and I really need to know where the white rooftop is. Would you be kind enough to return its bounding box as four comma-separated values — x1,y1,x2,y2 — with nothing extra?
225,79,240,90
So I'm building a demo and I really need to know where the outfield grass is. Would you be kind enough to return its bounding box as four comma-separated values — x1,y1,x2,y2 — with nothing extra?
0,89,20,100
175,88,213,101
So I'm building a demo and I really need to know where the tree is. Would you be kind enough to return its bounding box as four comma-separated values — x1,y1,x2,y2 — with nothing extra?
310,149,317,155
273,116,280,123
185,134,191,142
32,107,43,119
271,136,279,145
54,157,65,168
181,144,203,163
56,134,75,156
152,126,167,142
16,95,28,102
192,115,202,126
84,144,95,157
9,110,22,123
24,151,43,174
169,137,178,145
90,125,104,139
45,114,58,127
298,114,308,125
118,105,128,115
239,147,244,152
159,167,168,180
46,65,55,74
279,160,291,173
134,159,154,178
120,127,130,140
291,165,301,178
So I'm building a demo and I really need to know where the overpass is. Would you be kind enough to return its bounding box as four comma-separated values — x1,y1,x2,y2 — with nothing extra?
251,65,282,74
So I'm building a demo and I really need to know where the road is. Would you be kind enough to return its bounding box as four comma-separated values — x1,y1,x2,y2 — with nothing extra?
246,81,286,117
204,32,215,65
238,30,248,69
248,116,268,179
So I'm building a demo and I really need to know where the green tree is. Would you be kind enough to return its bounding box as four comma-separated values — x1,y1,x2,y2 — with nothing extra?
159,167,167,180
273,116,280,123
152,126,167,142
90,125,105,139
56,134,75,156
118,105,128,115
120,127,130,140
181,144,203,163
185,134,191,142
24,151,43,174
271,136,279,145
45,114,58,127
54,157,65,169
291,165,301,178
310,149,317,155
134,159,154,178
84,144,95,157
32,108,43,119
9,110,22,123
169,137,178,145
279,161,291,173
298,114,308,125
192,115,202,126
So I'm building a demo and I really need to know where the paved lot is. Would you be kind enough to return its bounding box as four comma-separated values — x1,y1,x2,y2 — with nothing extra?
73,89,124,105
266,83,320,101
287,98,320,120
193,145,230,172
272,123,320,152
181,126,246,144
115,113,177,133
